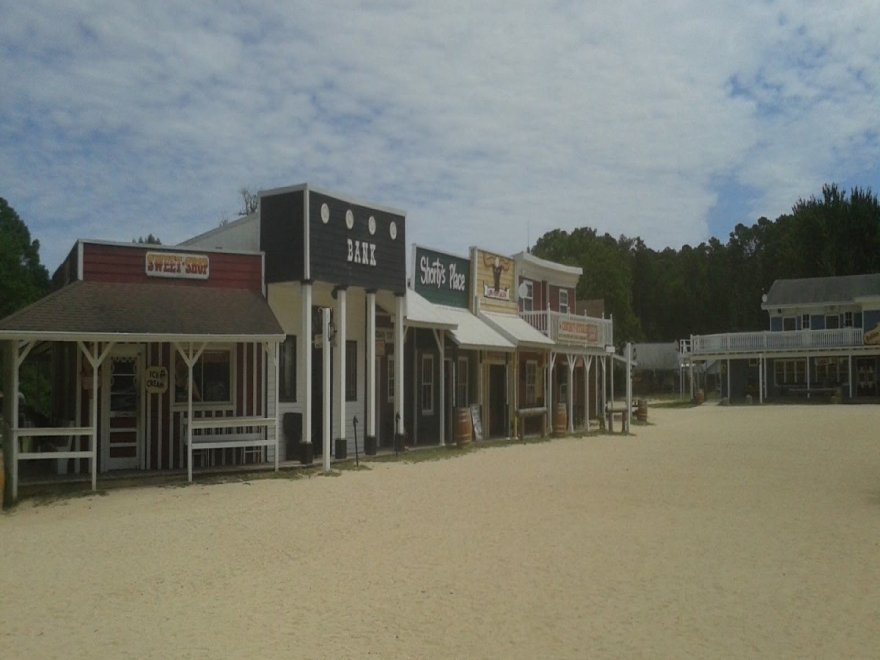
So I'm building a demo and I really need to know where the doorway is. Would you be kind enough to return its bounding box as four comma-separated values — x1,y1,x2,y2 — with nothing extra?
101,346,143,471
488,364,507,437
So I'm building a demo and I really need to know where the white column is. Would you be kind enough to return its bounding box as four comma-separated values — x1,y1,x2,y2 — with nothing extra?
366,291,376,441
435,330,446,446
806,357,811,398
302,283,313,450
759,355,764,404
322,308,331,473
727,358,731,400
584,356,591,430
567,355,575,433
625,343,633,433
335,287,347,450
547,353,555,431
394,294,405,441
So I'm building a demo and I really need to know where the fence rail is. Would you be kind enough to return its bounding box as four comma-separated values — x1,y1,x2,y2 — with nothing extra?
520,310,614,348
690,328,865,355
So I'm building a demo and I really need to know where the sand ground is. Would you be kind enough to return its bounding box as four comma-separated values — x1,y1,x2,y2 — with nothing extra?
2,404,880,659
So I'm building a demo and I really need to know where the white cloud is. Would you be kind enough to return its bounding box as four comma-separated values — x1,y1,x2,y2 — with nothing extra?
1,0,878,272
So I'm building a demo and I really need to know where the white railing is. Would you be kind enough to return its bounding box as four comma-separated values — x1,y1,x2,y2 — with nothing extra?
690,328,865,355
520,310,614,348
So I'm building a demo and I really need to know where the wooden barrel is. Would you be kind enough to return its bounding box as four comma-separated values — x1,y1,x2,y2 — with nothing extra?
553,403,567,434
454,407,472,447
636,399,648,422
695,388,705,405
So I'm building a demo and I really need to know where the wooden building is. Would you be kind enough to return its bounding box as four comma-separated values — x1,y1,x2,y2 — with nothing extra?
1,241,283,502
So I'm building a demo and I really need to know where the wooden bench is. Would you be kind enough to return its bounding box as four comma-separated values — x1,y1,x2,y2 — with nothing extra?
605,402,638,433
184,416,278,482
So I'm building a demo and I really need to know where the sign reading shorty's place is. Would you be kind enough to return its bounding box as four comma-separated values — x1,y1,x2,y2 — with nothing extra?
145,252,209,280
413,246,470,308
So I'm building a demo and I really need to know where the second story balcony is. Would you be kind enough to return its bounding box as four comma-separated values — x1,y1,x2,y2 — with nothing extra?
689,327,867,356
520,310,613,349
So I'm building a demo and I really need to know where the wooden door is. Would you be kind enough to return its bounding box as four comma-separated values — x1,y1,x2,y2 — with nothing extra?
102,348,143,471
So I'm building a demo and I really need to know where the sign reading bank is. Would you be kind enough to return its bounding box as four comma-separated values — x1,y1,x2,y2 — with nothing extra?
413,246,470,308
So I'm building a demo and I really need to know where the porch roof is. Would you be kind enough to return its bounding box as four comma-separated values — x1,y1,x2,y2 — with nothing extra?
0,280,284,343
439,305,514,352
405,289,457,330
480,310,555,349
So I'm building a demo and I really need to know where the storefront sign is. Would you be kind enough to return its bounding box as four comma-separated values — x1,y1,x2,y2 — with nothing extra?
145,252,209,280
474,248,516,313
413,246,470,308
145,366,168,394
558,319,600,345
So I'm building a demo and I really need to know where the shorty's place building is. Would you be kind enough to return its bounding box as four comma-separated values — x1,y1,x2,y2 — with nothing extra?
409,245,513,444
183,184,408,462
685,273,880,402
1,241,283,502
514,251,613,432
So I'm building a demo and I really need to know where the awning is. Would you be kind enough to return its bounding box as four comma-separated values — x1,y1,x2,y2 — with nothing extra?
480,310,555,349
0,280,284,343
440,306,514,352
405,289,457,330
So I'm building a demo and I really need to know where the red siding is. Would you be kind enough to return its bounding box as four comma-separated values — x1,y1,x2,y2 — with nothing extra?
548,285,575,312
82,243,263,292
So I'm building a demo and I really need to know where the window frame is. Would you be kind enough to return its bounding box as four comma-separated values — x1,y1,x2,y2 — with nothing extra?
421,353,434,415
558,289,569,314
525,360,538,407
519,279,534,313
175,346,234,405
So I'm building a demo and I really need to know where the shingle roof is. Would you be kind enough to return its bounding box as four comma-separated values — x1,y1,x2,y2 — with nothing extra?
0,280,283,340
763,274,880,308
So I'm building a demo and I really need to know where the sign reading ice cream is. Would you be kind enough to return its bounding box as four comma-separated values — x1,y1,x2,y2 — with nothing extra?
145,252,210,280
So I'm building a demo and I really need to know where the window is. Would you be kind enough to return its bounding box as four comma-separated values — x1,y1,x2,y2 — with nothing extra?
279,336,296,402
782,316,796,331
801,314,811,330
825,314,840,329
421,354,434,414
387,357,395,402
456,357,469,406
345,340,357,401
525,360,537,406
559,289,569,314
843,312,853,328
519,280,534,312
774,359,806,386
176,349,232,403
816,357,849,385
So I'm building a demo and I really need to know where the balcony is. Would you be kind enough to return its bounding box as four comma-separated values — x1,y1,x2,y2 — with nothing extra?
689,328,866,356
520,310,613,349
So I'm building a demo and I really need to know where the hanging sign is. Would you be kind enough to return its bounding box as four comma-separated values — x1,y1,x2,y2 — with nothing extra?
145,366,168,394
558,319,600,345
145,252,210,280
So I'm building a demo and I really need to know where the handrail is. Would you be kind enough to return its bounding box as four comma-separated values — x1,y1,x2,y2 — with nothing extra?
691,328,865,355
520,309,614,347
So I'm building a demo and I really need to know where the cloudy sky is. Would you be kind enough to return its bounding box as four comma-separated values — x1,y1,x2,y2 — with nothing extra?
2,1,879,273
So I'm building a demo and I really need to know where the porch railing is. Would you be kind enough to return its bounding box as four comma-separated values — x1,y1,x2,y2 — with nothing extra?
690,327,865,355
520,310,613,348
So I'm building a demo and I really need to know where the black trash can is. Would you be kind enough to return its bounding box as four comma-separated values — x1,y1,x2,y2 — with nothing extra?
299,442,314,465
334,438,347,460
364,436,377,455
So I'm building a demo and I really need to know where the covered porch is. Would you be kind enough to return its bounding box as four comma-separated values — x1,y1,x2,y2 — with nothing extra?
1,280,284,504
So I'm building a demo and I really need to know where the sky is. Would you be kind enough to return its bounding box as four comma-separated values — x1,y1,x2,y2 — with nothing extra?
2,1,879,274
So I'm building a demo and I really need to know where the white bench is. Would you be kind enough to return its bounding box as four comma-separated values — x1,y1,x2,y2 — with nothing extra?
184,416,278,482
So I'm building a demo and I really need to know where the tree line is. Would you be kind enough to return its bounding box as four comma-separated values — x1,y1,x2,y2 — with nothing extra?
532,184,880,344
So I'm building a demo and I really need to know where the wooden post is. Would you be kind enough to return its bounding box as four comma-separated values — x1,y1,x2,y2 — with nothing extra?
322,308,331,473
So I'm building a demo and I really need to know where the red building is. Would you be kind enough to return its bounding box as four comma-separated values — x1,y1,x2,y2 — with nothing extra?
1,241,283,503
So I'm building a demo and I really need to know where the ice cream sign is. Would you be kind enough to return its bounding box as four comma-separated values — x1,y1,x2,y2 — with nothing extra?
145,252,210,280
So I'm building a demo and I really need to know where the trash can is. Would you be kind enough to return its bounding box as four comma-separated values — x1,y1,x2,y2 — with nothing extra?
335,438,347,460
